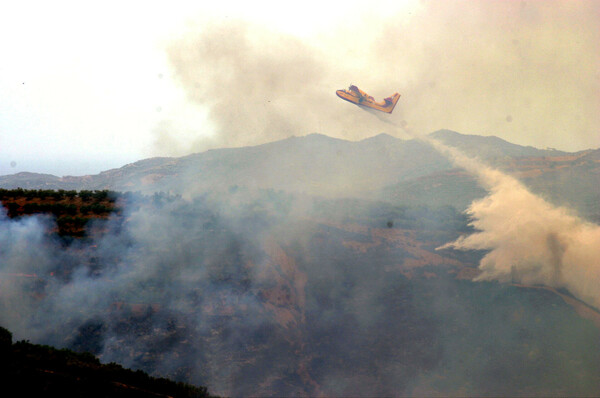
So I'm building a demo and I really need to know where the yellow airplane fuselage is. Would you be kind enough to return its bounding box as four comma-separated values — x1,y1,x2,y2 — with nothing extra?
336,86,400,114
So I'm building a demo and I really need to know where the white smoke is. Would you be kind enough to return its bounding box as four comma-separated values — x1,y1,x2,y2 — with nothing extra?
429,136,600,310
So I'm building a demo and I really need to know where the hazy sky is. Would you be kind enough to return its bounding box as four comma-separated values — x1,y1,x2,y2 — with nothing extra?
1,0,598,176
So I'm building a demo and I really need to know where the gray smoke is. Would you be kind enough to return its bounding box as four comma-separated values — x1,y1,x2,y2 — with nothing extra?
161,19,379,153
156,1,600,155
0,192,289,393
1,135,600,396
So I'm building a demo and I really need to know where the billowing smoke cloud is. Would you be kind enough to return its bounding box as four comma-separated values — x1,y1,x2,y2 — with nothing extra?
158,0,600,155
161,19,383,153
161,17,408,155
0,189,461,396
166,21,324,148
372,0,600,150
431,137,600,310
0,213,61,339
0,192,296,394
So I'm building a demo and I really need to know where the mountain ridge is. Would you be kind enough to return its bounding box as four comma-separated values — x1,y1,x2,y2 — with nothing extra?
1,130,585,186
1,130,598,218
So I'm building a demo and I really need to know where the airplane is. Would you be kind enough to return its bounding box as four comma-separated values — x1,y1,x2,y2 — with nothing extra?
336,85,400,114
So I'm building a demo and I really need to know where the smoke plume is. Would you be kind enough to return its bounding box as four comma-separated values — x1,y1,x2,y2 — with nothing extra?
161,19,385,153
158,0,600,154
430,137,600,310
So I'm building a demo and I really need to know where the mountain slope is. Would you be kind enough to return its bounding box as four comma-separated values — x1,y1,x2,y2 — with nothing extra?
0,326,214,398
0,133,452,195
429,129,572,159
4,193,599,396
0,131,570,193
1,131,599,218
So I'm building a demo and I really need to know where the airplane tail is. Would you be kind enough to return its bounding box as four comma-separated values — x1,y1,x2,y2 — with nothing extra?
384,93,401,113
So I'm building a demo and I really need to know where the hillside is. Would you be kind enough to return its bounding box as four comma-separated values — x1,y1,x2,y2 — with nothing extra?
0,326,214,398
1,132,600,396
1,189,599,396
0,133,451,195
429,129,572,159
1,131,598,219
